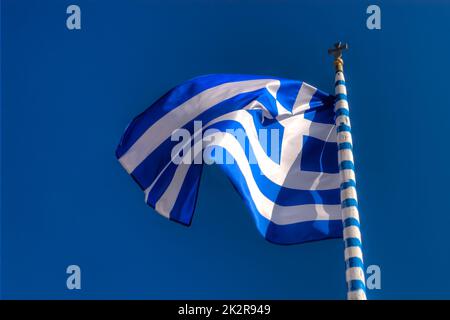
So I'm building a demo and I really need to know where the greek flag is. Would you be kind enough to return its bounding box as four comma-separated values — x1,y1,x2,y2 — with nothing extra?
116,74,343,244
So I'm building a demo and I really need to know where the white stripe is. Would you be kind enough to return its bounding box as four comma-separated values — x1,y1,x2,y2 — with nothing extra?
344,246,363,262
335,84,347,95
335,115,350,126
347,290,367,300
119,79,278,173
346,267,366,282
155,161,191,218
335,72,345,81
341,186,357,202
334,99,348,111
342,207,360,220
339,149,354,162
341,169,356,182
243,99,274,120
292,82,317,115
266,80,291,116
337,131,353,144
153,138,204,217
343,225,361,241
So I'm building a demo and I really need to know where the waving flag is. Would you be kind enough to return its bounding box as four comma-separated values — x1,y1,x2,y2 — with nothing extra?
116,74,342,244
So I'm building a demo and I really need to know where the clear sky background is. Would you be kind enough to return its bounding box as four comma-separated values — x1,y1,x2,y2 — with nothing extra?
2,0,450,299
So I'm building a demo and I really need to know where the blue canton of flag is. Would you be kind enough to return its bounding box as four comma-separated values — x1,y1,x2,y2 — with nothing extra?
116,74,342,244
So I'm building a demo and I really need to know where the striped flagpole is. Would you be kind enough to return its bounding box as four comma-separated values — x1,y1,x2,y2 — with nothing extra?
328,42,367,300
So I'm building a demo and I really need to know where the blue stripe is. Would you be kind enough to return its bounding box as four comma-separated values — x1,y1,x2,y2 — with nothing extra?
335,107,349,117
345,237,362,248
341,179,356,190
337,124,351,133
275,80,303,113
264,219,343,245
335,80,346,86
339,160,355,170
129,137,175,191
255,90,281,119
304,90,335,125
247,109,285,164
310,88,335,109
169,164,203,225
349,280,366,292
145,161,178,207
343,217,360,228
338,142,353,150
342,198,358,208
346,257,364,269
335,93,348,101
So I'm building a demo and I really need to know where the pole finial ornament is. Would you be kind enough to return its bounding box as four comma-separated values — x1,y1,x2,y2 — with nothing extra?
328,42,348,72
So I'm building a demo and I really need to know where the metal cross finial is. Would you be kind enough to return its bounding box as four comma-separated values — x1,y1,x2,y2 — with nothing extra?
328,42,348,72
328,42,349,59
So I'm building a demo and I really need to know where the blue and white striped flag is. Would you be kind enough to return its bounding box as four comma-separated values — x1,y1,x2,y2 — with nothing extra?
116,74,343,244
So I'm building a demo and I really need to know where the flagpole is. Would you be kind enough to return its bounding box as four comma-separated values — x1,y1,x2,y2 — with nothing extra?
328,42,367,300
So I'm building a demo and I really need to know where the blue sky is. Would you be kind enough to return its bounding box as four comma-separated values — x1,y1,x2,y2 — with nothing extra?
2,0,450,299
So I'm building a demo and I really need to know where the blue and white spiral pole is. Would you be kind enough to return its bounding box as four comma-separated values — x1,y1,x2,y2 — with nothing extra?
329,42,367,300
